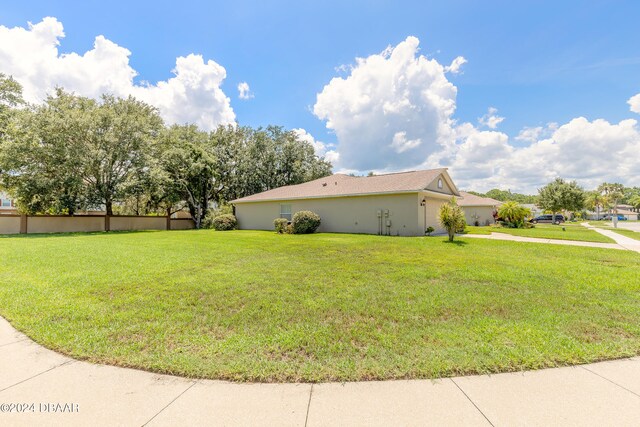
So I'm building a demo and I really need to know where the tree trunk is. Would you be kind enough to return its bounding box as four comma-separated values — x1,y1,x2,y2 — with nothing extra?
448,229,455,242
105,200,113,216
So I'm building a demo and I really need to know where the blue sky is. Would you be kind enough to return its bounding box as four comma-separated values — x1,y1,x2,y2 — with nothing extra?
2,1,639,191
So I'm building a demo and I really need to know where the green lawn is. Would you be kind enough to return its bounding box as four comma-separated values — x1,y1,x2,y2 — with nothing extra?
0,230,639,382
465,223,615,243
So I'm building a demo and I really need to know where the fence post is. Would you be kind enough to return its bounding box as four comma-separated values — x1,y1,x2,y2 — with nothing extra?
20,215,27,234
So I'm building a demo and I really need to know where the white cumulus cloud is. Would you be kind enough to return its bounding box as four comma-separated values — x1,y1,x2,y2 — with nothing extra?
313,36,458,171
313,36,640,192
237,81,253,100
629,93,640,114
444,117,640,192
478,107,504,129
292,128,339,163
0,17,235,130
444,56,467,74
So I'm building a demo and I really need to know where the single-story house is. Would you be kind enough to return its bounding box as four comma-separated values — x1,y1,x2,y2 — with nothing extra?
231,168,460,236
521,203,543,217
457,192,502,226
0,192,18,215
614,209,639,221
585,209,639,221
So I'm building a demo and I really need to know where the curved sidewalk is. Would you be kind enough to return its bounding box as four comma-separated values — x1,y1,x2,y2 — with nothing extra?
459,232,627,250
581,222,640,253
1,317,640,426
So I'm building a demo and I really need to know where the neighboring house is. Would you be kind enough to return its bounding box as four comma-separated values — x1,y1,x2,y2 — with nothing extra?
457,192,502,226
585,208,639,221
613,209,639,221
617,204,639,213
521,203,543,217
231,169,460,236
0,192,18,215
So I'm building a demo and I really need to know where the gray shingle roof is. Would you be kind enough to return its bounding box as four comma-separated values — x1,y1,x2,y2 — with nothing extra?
457,191,502,207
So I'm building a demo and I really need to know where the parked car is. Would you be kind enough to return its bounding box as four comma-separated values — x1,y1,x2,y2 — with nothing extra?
602,214,628,221
529,214,565,224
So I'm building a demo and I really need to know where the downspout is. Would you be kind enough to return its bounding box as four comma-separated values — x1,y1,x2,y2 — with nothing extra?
420,196,427,235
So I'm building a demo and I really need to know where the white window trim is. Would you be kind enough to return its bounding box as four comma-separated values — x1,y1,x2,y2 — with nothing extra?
437,178,443,189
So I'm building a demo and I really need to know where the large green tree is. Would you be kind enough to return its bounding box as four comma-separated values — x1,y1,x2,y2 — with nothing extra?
0,89,91,214
84,95,163,215
598,182,625,215
537,178,586,223
0,90,163,215
157,124,217,229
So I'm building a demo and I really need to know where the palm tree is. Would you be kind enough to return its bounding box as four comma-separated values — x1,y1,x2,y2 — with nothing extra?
439,198,466,242
630,195,640,212
586,191,604,220
598,183,624,215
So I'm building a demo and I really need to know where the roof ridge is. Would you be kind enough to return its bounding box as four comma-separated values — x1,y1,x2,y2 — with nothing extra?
364,168,446,178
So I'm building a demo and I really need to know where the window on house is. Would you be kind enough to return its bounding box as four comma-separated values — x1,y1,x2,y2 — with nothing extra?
1,199,11,207
437,178,443,189
280,204,292,221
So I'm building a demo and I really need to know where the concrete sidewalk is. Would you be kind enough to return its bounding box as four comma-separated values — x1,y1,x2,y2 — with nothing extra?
459,231,627,250
581,222,640,253
1,317,640,426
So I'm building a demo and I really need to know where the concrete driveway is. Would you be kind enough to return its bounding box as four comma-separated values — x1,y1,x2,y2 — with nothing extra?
615,221,640,232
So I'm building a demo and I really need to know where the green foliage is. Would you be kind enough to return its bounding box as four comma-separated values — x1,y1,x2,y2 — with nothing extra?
273,218,288,234
497,201,532,228
211,214,237,231
598,182,625,213
622,187,640,205
292,210,321,234
0,84,333,222
467,189,537,204
0,73,24,144
438,197,466,242
0,89,163,215
538,178,586,218
425,226,435,236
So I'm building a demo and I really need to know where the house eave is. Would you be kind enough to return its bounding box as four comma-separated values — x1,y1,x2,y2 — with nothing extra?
231,190,422,204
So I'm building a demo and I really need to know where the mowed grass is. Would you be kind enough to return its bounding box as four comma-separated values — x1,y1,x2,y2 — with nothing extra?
465,223,615,243
0,230,639,382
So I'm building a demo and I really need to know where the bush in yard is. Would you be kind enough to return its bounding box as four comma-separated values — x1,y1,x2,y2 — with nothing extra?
292,211,321,234
425,226,435,236
212,214,237,231
274,218,288,234
439,198,466,242
497,201,531,228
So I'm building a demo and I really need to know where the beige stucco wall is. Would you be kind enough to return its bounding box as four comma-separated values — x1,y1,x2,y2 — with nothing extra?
416,194,451,235
170,219,196,230
27,216,105,234
0,216,21,234
461,206,496,226
110,216,167,231
236,193,428,236
236,191,458,237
